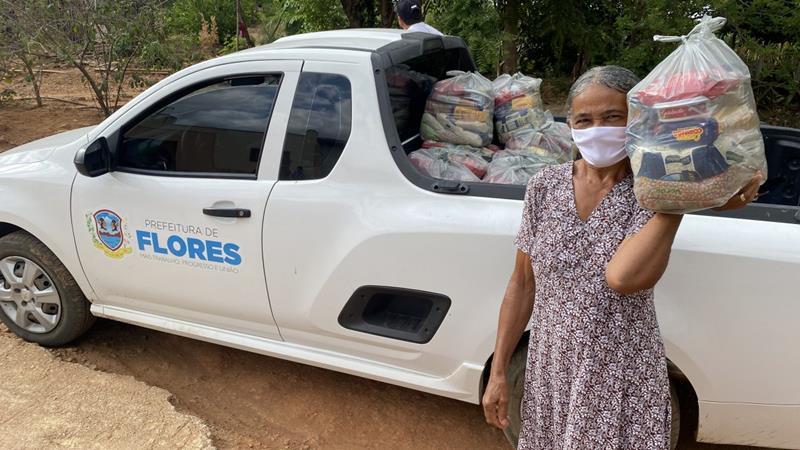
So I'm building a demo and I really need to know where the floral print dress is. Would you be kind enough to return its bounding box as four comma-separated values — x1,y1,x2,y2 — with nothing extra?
514,162,671,450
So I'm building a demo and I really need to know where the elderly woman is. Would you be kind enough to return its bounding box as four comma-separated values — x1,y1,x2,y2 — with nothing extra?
482,66,761,449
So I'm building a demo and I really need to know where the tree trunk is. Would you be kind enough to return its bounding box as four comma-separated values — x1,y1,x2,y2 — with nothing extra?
499,0,520,73
380,0,395,28
236,0,255,47
17,52,42,107
571,47,590,80
340,0,376,28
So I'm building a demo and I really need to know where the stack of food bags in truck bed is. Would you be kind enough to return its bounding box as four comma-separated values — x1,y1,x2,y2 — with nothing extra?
413,71,497,181
486,73,573,184
412,71,573,185
420,71,494,147
626,16,767,213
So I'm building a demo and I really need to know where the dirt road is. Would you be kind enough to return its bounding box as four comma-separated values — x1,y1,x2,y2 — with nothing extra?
2,318,768,450
0,326,212,449
48,320,508,449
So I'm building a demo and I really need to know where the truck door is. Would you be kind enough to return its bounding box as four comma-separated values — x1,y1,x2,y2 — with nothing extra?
71,61,300,339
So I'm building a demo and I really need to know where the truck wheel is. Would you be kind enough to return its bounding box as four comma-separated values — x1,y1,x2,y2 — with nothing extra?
503,345,528,448
0,231,94,346
670,380,680,450
503,347,682,450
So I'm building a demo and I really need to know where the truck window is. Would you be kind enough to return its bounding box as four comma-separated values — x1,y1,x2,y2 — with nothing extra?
378,43,528,200
385,49,471,143
118,75,280,177
279,73,352,181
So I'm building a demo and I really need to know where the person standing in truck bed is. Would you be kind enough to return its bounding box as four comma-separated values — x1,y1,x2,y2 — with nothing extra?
395,0,443,36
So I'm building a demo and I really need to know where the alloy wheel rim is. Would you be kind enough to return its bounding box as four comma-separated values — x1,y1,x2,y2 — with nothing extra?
0,256,61,333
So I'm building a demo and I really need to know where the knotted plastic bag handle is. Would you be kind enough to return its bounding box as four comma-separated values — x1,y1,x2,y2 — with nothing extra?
653,15,726,43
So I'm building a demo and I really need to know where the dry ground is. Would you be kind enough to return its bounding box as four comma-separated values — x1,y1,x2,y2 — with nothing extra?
0,326,213,450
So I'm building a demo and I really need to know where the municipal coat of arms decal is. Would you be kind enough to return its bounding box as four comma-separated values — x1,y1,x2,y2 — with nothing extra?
86,209,132,259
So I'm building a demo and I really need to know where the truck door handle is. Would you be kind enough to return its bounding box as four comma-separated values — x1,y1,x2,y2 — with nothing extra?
202,207,251,218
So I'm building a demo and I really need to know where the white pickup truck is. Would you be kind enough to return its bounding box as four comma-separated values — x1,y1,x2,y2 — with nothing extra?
0,29,798,449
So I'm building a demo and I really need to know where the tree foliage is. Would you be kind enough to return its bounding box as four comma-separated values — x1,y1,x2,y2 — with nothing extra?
1,0,167,116
1,0,796,122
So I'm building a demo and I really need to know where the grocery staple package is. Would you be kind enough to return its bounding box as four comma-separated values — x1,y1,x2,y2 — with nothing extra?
484,149,558,185
409,145,489,182
420,71,494,147
493,73,547,143
486,73,574,185
422,140,500,162
626,16,767,213
504,117,574,163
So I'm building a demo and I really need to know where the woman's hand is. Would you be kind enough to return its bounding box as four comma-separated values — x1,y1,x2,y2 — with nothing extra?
713,171,763,212
484,249,535,429
482,374,510,429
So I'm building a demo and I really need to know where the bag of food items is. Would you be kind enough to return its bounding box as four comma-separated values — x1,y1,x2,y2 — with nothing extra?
626,16,767,213
422,140,500,162
493,73,547,143
484,149,557,185
504,117,574,164
409,145,489,182
421,71,494,147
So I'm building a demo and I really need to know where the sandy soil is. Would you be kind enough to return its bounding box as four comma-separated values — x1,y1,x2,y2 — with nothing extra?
48,320,508,450
0,70,773,450
0,326,213,450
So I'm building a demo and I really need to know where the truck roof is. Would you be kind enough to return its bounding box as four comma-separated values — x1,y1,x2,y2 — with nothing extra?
254,29,407,53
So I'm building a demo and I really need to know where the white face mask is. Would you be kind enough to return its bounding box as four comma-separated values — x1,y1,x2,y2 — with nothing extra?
571,126,629,168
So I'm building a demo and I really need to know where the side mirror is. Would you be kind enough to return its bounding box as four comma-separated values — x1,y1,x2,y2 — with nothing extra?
75,137,111,177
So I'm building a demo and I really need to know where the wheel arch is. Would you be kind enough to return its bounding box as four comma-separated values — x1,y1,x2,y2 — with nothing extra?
667,358,700,443
0,220,96,302
0,222,21,239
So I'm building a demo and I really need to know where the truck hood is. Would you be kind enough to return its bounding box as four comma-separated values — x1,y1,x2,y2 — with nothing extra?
0,126,96,166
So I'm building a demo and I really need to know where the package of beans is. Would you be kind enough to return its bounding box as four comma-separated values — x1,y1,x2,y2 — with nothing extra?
626,16,767,213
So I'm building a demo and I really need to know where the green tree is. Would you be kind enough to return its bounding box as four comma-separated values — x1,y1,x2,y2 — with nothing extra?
1,0,168,116
281,0,348,32
427,0,502,75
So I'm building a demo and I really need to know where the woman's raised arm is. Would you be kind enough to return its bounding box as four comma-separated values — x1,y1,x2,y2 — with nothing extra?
605,213,683,295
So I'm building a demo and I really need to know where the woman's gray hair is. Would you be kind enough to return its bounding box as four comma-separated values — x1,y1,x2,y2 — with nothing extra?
566,66,640,117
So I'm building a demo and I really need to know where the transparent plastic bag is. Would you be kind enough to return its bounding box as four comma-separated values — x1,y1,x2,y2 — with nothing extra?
421,71,494,147
504,117,574,163
484,149,557,185
626,16,767,213
409,145,489,182
492,73,546,143
422,140,499,162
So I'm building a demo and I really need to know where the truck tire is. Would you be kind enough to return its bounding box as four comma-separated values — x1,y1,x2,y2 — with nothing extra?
502,344,528,448
670,379,680,450
0,231,94,346
504,346,681,450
